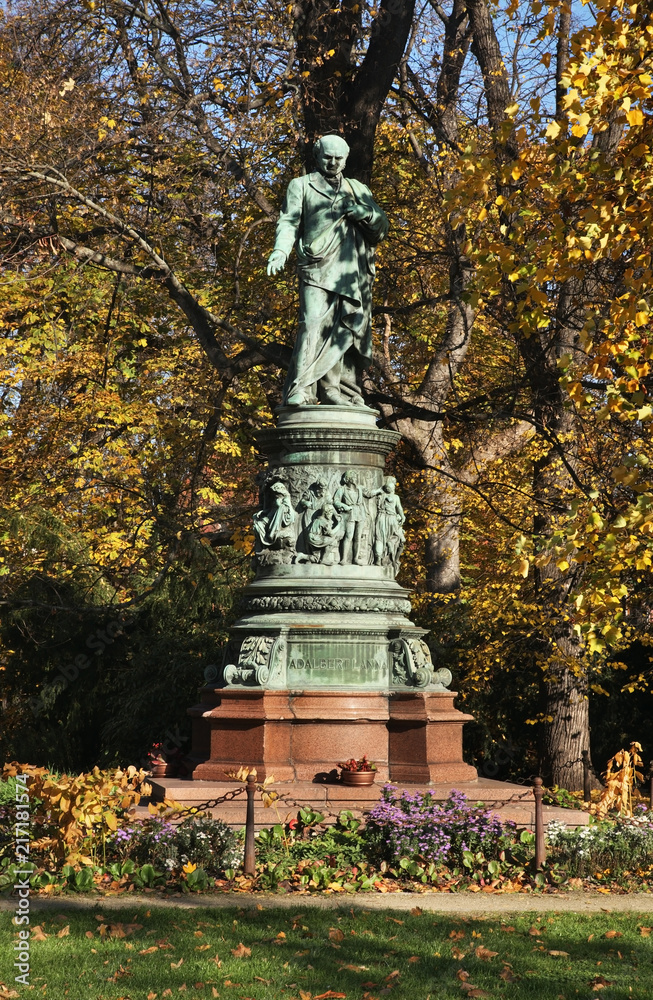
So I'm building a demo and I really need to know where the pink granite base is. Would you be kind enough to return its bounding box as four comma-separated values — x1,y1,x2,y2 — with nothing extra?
187,688,477,784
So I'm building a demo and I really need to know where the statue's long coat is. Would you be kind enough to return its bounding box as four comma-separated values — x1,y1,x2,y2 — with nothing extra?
272,171,388,400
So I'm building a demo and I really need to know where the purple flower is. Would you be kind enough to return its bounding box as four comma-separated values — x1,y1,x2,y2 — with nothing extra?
367,784,512,867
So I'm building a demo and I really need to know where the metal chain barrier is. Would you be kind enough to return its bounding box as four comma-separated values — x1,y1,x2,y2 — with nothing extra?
151,784,246,820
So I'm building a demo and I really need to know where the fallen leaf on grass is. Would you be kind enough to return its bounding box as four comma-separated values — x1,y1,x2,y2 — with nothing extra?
328,928,345,943
474,946,497,961
587,934,594,942
140,946,159,955
108,921,143,939
386,918,404,925
31,926,48,941
211,991,219,999
56,925,70,938
452,948,466,960
194,984,205,990
547,951,569,958
106,963,130,984
254,977,271,985
407,956,420,963
162,992,172,998
450,930,465,940
500,925,515,933
230,942,251,958
313,993,347,999
222,981,241,988
385,971,400,982
590,976,613,989
196,944,211,952
410,907,423,916
528,926,542,937
639,926,652,937
147,993,157,999
499,966,519,983
604,930,623,939
171,958,184,969
456,971,470,982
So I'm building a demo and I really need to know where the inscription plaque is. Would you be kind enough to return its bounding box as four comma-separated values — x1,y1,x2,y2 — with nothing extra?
287,640,387,687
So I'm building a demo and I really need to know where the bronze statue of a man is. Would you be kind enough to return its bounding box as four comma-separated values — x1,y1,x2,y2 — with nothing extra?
267,135,389,407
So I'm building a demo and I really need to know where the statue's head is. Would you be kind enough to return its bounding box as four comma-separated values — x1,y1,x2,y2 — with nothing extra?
314,134,349,179
343,470,358,486
383,476,397,494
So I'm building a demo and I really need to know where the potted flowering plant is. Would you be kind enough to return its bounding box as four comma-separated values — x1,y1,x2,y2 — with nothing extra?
148,743,171,778
337,755,377,786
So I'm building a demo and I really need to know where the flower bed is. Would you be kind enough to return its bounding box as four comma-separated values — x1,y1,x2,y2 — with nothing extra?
3,764,653,896
547,804,653,884
366,785,511,866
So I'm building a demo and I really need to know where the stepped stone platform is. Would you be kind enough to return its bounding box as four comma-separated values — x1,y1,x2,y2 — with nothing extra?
146,775,590,831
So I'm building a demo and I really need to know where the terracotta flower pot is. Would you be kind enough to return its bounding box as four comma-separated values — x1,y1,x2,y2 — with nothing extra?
150,762,171,778
341,769,375,786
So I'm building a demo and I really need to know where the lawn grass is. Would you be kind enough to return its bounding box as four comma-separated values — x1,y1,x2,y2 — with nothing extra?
1,905,652,999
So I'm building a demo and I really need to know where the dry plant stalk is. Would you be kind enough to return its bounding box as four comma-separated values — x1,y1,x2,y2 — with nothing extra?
593,741,643,819
224,765,278,807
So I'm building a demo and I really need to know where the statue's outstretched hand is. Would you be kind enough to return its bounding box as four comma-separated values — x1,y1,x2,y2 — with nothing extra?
267,250,287,276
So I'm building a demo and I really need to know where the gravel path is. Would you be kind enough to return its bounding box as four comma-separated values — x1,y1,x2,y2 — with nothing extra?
1,891,652,914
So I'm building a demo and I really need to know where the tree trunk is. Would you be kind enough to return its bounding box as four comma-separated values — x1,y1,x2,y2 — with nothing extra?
540,657,589,790
522,295,589,791
424,508,461,593
294,0,416,182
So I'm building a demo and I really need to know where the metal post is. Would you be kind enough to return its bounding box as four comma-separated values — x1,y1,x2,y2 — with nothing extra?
582,750,591,803
244,773,256,875
533,777,546,869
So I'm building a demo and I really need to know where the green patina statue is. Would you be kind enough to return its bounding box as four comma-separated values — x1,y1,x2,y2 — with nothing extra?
267,134,389,406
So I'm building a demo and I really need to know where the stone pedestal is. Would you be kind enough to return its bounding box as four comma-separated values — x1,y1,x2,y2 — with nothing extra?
188,688,476,783
188,405,476,785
